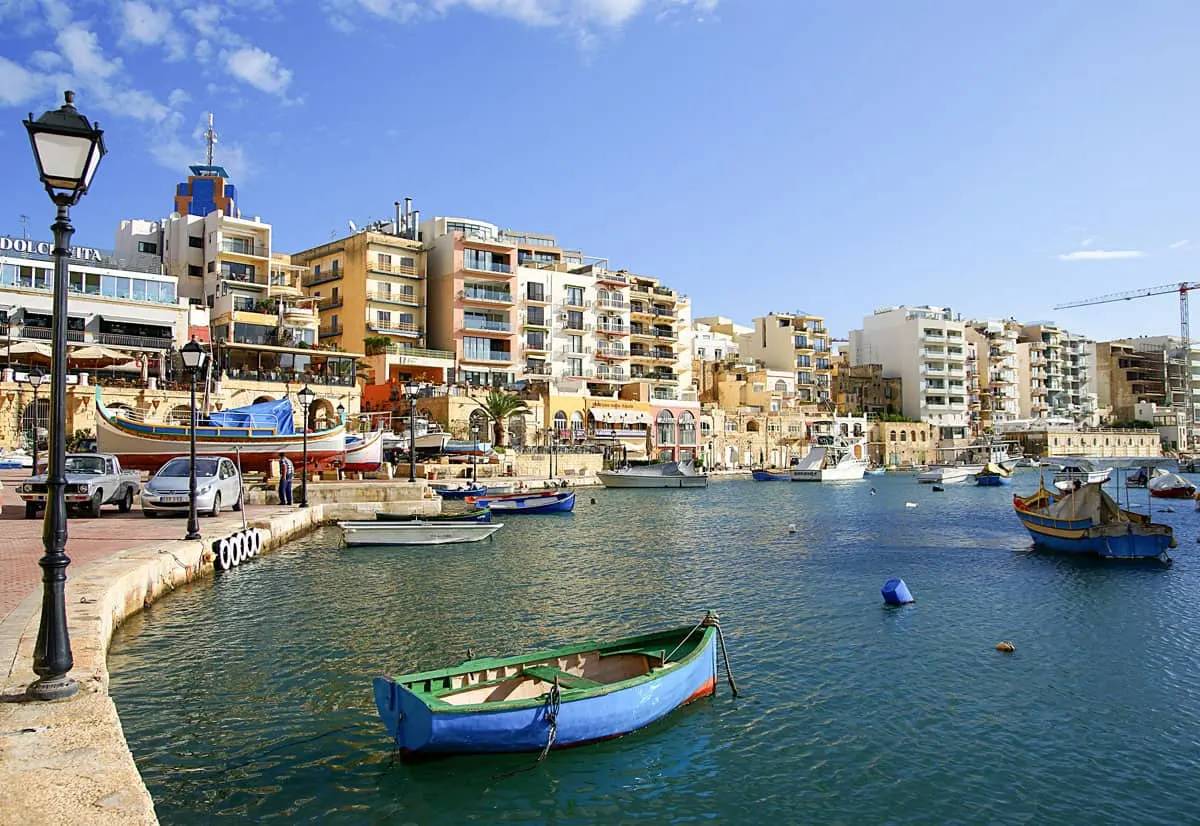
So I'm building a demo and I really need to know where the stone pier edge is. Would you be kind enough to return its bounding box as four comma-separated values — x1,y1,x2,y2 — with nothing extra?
0,501,396,826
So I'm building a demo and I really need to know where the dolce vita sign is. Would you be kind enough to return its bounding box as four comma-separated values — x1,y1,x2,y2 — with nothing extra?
0,236,104,262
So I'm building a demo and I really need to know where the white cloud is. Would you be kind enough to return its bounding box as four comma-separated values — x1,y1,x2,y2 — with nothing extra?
0,55,51,105
194,39,213,61
120,0,186,60
1169,239,1190,250
327,0,717,32
57,23,122,80
168,88,191,108
1056,249,1145,261
40,0,71,29
224,46,293,95
1080,236,1095,248
29,49,62,70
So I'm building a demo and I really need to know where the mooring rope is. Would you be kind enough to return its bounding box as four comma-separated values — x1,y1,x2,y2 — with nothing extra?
537,678,562,762
702,612,739,697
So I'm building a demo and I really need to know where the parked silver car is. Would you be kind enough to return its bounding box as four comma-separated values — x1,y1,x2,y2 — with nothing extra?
141,456,244,517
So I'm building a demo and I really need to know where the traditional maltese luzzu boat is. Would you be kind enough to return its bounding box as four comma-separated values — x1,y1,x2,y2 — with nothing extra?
94,387,346,472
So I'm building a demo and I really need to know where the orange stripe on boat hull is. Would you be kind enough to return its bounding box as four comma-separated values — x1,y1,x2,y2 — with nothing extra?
685,675,717,704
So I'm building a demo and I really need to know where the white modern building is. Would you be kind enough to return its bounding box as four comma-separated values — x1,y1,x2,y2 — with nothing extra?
0,235,187,366
849,306,970,437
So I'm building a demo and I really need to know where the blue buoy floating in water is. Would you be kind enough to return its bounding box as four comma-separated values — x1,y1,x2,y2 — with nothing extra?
881,577,914,605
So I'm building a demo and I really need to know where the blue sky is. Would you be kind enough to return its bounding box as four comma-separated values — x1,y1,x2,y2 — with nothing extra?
2,0,1200,343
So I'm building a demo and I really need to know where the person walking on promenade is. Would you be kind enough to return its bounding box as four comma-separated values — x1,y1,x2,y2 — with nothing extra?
278,452,295,506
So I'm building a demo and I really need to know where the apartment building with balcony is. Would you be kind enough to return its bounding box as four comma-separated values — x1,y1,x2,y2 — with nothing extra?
627,274,692,402
293,217,453,387
737,312,834,406
966,319,1021,431
1110,336,1195,439
423,217,521,388
848,306,970,437
0,236,187,362
692,316,747,400
1014,323,1096,423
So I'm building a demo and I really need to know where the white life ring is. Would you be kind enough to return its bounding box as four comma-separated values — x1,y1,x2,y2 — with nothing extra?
217,539,232,570
249,530,261,556
232,533,246,566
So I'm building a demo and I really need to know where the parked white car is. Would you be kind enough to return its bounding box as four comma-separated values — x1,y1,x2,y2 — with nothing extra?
141,456,244,517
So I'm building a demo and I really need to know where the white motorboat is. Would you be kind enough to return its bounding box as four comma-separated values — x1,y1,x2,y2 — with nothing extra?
916,465,981,484
383,418,452,453
1049,460,1112,491
597,460,709,489
338,521,504,546
791,416,870,482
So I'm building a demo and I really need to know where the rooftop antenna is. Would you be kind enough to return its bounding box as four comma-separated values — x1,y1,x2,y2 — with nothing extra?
18,214,29,239
204,112,218,167
348,220,358,233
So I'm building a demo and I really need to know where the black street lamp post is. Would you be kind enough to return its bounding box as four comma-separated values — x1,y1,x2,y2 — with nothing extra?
404,380,420,482
180,339,207,541
297,385,314,507
21,367,45,473
23,90,106,701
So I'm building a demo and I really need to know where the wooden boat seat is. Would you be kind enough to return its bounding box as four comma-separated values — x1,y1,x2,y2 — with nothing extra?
521,666,603,690
600,647,668,666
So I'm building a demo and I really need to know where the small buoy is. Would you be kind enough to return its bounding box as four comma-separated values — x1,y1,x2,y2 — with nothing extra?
905,502,918,509
787,523,797,533
995,641,1015,653
590,498,597,505
869,487,877,495
881,577,914,605
931,484,945,492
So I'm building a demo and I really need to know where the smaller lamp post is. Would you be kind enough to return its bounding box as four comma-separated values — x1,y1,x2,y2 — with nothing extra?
404,380,420,482
296,384,314,508
336,403,346,425
179,339,206,540
22,367,46,473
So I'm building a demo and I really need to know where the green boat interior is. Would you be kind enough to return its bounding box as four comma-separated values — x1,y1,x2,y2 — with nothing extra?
398,627,710,708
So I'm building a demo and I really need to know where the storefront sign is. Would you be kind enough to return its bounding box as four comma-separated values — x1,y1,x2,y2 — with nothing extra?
0,236,104,262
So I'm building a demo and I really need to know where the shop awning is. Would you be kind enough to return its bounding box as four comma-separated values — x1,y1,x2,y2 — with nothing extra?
589,407,651,425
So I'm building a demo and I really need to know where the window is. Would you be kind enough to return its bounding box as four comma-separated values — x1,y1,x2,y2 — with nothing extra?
527,283,546,301
570,411,584,430
565,286,584,306
678,411,696,446
137,241,157,254
188,235,203,248
567,335,583,354
656,410,676,445
527,332,545,350
188,264,202,277
565,310,584,330
797,355,811,368
377,310,391,327
527,306,545,326
553,411,568,431
567,358,584,377
377,253,391,270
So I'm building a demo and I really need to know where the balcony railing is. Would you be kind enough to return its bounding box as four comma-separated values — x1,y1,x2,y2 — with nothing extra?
462,287,514,303
369,320,419,335
371,259,418,276
596,271,628,285
318,325,341,338
317,296,343,310
384,345,455,362
525,290,548,303
464,318,512,333
463,350,513,362
220,239,267,257
97,333,173,350
463,260,512,275
302,270,343,287
596,347,629,358
367,289,417,304
19,326,84,343
597,325,629,335
596,298,628,310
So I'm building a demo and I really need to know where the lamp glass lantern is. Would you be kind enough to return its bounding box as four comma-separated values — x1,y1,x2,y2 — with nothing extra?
180,339,206,373
28,367,45,389
297,384,315,410
24,91,106,205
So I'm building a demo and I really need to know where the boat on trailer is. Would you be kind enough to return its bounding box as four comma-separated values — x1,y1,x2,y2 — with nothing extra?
1012,480,1175,561
372,615,719,756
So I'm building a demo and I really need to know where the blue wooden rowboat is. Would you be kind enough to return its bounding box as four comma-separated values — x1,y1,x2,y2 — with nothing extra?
751,469,790,482
373,616,718,756
1012,479,1176,561
468,491,575,514
376,508,492,523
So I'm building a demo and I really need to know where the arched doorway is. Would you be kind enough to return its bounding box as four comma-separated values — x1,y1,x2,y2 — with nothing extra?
469,409,490,444
20,399,49,452
253,395,276,405
168,404,194,425
308,398,336,431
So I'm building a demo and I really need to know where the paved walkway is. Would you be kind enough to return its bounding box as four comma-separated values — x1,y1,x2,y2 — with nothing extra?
0,469,279,624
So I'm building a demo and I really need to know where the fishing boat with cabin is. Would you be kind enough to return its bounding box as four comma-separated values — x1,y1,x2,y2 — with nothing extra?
372,613,730,756
791,416,870,482
1012,479,1175,561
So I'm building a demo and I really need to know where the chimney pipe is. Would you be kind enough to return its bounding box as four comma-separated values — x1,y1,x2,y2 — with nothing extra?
404,198,413,239
411,210,419,242
394,201,403,236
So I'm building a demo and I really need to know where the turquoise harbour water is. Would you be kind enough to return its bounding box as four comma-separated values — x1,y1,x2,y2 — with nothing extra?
108,474,1200,824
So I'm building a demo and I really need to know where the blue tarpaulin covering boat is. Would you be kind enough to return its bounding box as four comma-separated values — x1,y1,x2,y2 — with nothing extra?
207,398,296,435
372,616,719,756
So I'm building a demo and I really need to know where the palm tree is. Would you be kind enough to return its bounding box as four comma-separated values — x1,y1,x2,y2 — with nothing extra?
477,390,530,448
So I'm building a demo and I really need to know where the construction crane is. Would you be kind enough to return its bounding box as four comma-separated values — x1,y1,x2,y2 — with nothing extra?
1054,282,1200,449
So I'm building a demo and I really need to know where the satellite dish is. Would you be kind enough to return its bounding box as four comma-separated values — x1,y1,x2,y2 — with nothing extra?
348,220,358,233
